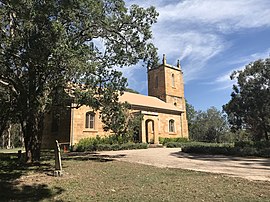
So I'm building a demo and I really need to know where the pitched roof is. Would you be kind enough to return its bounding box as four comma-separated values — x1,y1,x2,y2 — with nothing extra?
119,91,183,113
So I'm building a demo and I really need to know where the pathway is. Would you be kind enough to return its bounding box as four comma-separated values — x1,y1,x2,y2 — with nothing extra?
97,148,270,181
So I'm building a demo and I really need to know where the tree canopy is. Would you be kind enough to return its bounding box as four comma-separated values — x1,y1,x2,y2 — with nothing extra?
186,102,229,143
223,58,270,141
0,0,159,162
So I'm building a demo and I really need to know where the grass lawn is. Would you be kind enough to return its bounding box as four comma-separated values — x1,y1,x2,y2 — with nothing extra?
0,151,270,201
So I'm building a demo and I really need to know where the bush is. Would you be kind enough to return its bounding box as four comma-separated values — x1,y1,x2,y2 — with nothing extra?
233,141,270,157
159,137,189,145
165,142,183,148
75,137,148,152
234,141,270,149
180,141,270,157
181,143,234,155
165,141,225,148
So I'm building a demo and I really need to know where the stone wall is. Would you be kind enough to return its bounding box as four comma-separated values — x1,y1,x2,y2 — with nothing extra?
42,107,71,148
71,105,110,145
147,62,189,140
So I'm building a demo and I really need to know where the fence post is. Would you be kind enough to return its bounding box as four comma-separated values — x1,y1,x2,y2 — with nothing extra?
54,140,63,177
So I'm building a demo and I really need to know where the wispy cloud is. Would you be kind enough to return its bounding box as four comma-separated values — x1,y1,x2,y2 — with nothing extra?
157,0,270,31
122,0,270,96
228,49,270,65
152,30,227,81
211,49,270,91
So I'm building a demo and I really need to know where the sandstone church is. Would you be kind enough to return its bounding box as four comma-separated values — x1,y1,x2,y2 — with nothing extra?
42,55,189,148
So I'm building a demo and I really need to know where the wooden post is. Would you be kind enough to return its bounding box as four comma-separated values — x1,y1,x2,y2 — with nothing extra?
54,140,63,176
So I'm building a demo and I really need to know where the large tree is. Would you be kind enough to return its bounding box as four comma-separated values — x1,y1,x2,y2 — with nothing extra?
186,103,228,143
0,0,158,162
223,58,270,141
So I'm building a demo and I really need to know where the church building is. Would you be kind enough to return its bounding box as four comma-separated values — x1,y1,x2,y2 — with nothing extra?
42,55,189,148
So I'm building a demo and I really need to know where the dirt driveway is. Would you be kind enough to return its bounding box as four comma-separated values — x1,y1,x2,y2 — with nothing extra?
97,148,270,181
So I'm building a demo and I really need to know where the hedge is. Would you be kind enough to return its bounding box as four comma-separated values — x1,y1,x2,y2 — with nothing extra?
75,137,148,152
180,141,270,158
159,137,189,145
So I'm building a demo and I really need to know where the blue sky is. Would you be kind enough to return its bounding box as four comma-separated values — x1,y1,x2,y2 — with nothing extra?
122,0,270,111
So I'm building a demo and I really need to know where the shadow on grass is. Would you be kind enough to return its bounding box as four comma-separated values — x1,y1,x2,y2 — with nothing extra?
62,151,126,162
170,151,270,168
0,183,64,202
0,152,64,201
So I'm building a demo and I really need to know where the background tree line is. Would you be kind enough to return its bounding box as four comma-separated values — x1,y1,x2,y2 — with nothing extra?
187,57,269,143
186,104,232,143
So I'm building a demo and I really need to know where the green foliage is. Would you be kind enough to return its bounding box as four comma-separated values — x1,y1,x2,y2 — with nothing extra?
181,143,235,155
234,141,270,149
178,141,270,157
186,104,230,143
75,136,148,152
185,100,197,131
159,137,188,145
165,142,185,148
0,0,158,162
101,102,143,142
165,141,228,148
223,57,270,141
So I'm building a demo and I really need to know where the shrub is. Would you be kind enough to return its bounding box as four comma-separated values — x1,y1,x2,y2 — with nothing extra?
95,144,112,151
159,137,189,145
180,141,270,157
234,141,270,149
165,142,183,148
76,137,98,152
182,143,235,155
233,141,270,157
75,137,148,152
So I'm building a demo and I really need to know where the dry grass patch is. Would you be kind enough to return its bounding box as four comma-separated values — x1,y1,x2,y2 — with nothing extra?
1,151,270,201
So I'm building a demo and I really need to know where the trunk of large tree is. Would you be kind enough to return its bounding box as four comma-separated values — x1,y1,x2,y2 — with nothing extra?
265,131,269,141
22,112,44,163
7,124,11,149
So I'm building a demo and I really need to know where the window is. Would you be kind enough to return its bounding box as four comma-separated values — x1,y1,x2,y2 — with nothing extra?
85,112,95,129
172,74,175,87
169,119,175,132
155,76,158,88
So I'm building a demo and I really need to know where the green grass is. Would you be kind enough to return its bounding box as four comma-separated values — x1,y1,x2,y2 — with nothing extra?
1,151,270,201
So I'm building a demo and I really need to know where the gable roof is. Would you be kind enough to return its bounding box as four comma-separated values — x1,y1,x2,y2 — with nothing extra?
119,91,183,113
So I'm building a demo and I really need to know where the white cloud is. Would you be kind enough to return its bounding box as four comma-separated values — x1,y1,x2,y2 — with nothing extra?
157,0,270,31
117,63,148,94
128,0,270,31
152,30,227,82
211,48,270,91
229,49,270,65
122,0,270,93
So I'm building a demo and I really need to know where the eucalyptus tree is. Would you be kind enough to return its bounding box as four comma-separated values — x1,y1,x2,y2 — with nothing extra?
223,58,270,141
0,0,158,162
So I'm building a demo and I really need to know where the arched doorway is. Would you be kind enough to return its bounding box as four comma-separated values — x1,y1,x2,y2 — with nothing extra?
145,119,154,144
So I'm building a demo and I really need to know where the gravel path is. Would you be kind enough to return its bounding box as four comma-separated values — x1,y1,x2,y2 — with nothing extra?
97,148,270,181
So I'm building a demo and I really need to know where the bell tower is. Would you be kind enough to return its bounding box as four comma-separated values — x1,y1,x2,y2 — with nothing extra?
148,54,188,137
148,54,185,109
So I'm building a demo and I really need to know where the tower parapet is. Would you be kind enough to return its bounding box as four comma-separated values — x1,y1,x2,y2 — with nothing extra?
147,54,189,137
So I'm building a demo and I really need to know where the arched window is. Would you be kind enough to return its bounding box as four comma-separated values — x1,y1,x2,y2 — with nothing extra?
169,119,175,132
155,76,158,88
85,112,95,129
172,74,175,87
